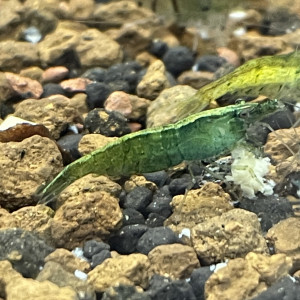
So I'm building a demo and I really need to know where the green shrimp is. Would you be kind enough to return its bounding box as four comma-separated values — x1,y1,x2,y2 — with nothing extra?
172,51,300,122
38,99,282,202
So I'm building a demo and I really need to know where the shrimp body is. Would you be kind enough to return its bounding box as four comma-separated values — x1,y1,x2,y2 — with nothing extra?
38,99,281,201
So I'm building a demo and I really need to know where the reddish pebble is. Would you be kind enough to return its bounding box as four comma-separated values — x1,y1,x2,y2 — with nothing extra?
60,78,92,93
217,47,240,66
128,122,142,132
105,91,132,117
5,72,43,99
42,66,69,83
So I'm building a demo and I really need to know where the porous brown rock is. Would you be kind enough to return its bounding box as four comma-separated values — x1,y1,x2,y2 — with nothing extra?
123,175,157,193
0,208,18,229
69,93,89,117
146,85,197,127
246,252,293,285
0,41,39,73
78,134,118,156
11,205,54,245
23,0,69,19
148,243,200,279
115,18,161,58
264,127,300,163
19,66,44,82
50,177,122,249
37,261,95,299
88,253,150,293
282,28,300,49
0,260,23,298
0,135,63,210
229,31,288,61
21,2,58,36
0,259,77,300
272,0,300,15
264,127,300,181
136,51,157,67
58,174,122,203
191,209,268,264
14,95,82,139
76,28,123,69
177,70,214,89
165,182,233,234
59,0,95,20
137,60,171,100
6,277,78,300
266,217,300,271
45,248,90,274
127,94,151,120
37,21,85,66
0,0,23,41
205,252,293,300
92,1,155,29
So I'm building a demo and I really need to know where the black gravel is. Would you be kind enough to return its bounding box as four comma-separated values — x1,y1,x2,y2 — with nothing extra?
57,133,82,164
123,186,153,215
239,195,294,232
194,54,227,72
190,267,214,300
122,208,146,226
81,67,107,82
91,250,111,268
102,284,151,300
252,276,300,300
0,228,54,278
145,189,173,218
109,224,149,255
42,83,68,98
136,226,181,255
260,8,300,36
86,82,112,109
162,46,195,77
145,213,166,227
143,171,169,187
145,274,196,300
149,39,169,58
83,240,110,259
105,61,143,93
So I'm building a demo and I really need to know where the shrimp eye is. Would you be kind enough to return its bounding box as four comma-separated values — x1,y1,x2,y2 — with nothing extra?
239,108,252,118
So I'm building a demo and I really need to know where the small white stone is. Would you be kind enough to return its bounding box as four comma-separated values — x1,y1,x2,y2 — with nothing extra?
74,269,88,281
0,116,36,131
229,10,247,21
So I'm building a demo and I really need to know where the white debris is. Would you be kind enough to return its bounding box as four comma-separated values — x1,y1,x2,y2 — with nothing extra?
72,247,88,261
210,261,228,272
226,146,275,198
178,228,191,239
